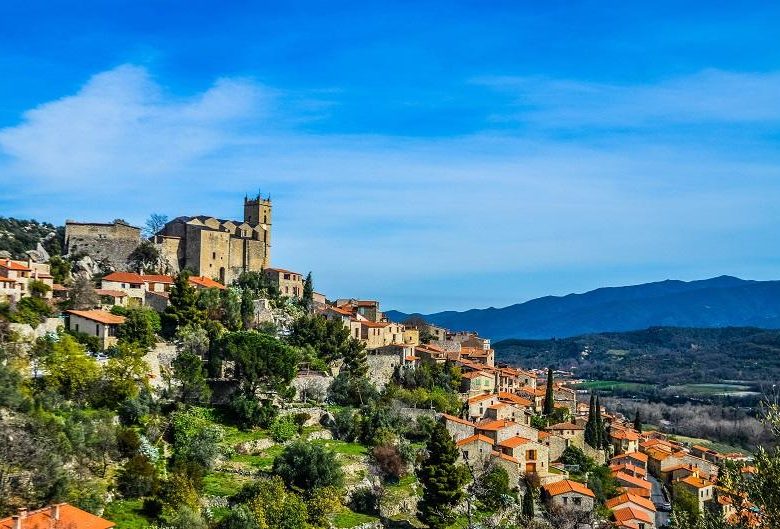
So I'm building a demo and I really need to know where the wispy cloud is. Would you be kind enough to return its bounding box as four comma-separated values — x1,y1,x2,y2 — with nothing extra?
476,69,780,128
1,65,778,311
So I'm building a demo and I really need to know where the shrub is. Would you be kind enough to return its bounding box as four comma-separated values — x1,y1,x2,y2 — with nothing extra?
306,486,343,526
117,454,158,497
270,415,298,442
372,444,407,481
349,485,381,515
116,427,141,458
333,408,360,441
229,394,277,428
272,441,344,491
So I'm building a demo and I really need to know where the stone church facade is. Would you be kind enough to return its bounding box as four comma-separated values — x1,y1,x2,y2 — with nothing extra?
154,195,271,285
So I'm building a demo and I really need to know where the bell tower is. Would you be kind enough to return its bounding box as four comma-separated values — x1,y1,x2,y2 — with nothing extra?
244,193,272,227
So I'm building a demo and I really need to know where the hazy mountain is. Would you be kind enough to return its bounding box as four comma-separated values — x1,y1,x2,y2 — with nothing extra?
386,276,780,340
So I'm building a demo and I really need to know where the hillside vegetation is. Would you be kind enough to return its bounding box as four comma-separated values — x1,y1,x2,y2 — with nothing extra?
494,326,780,386
0,216,64,258
388,276,780,340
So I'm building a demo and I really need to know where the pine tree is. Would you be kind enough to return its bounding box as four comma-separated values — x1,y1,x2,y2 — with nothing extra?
417,420,465,529
302,272,314,309
633,410,643,433
542,367,555,416
343,338,368,379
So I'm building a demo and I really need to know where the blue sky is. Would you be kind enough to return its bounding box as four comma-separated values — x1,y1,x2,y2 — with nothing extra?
1,1,779,312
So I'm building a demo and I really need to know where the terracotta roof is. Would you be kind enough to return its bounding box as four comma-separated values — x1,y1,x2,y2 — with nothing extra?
538,431,551,440
610,428,641,441
0,503,114,529
264,267,300,275
680,475,713,489
327,305,353,316
0,276,17,283
441,414,474,427
618,486,652,499
462,371,492,379
0,259,31,271
497,392,533,406
102,271,145,283
487,403,508,410
468,393,497,404
619,451,648,463
142,274,174,284
613,472,652,490
605,493,656,512
95,289,128,297
543,479,595,498
547,422,584,431
404,355,418,361
67,310,126,325
456,434,493,447
610,464,647,476
52,283,69,291
498,436,531,448
613,506,654,525
188,276,225,289
360,320,389,328
492,450,519,464
477,419,518,431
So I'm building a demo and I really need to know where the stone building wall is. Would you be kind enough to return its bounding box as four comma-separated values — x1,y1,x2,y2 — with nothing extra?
367,352,401,389
65,221,141,271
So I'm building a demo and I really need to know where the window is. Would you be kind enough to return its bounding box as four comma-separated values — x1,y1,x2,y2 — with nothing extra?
573,497,581,506
213,252,216,259
75,323,79,332
563,497,568,505
95,324,100,336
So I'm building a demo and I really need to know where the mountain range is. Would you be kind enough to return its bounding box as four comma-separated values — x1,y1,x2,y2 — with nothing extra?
386,276,780,340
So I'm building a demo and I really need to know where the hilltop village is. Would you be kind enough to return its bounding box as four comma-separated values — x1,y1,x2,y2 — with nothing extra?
0,196,768,529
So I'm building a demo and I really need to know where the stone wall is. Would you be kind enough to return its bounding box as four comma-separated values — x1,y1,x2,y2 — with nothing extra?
367,353,401,389
8,317,63,341
65,221,141,271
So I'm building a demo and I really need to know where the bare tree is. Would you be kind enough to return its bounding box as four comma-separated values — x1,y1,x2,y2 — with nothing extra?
144,213,169,238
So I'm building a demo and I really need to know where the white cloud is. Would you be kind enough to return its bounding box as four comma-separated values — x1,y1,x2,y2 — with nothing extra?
1,65,778,311
476,69,780,127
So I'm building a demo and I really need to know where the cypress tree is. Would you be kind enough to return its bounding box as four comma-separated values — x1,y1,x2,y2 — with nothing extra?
594,393,603,448
521,480,535,520
633,409,643,433
585,392,596,447
542,367,555,416
302,272,314,309
417,420,465,529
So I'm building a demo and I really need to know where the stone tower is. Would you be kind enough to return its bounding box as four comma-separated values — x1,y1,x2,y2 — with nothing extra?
244,194,272,227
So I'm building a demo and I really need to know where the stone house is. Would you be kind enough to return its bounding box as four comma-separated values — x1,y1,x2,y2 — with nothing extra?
66,309,125,349
442,414,476,442
263,268,304,299
610,426,641,454
460,371,495,396
542,480,596,512
497,435,550,475
546,422,585,449
675,475,714,513
0,258,54,300
456,434,494,469
0,276,21,303
606,493,657,529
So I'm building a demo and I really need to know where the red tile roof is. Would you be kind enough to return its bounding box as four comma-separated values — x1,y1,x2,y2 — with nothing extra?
188,276,225,289
498,436,531,448
102,271,145,283
67,309,126,325
0,259,31,271
613,472,652,490
605,493,656,512
612,506,654,525
456,434,494,447
95,289,128,297
543,479,595,498
0,503,114,529
441,414,474,427
547,422,584,431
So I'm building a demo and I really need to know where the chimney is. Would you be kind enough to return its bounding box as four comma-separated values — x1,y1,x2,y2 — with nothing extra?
53,503,62,521
11,516,20,529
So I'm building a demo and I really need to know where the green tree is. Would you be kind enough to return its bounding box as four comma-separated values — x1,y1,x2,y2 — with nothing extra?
672,482,701,519
172,351,211,403
633,409,643,433
48,255,71,284
127,240,161,273
287,314,351,365
100,342,149,405
475,463,514,512
342,338,368,379
117,308,156,350
38,333,100,402
543,367,555,416
117,454,158,497
163,271,204,336
272,441,344,491
219,331,300,397
416,419,465,529
217,505,260,529
240,288,254,330
28,279,51,298
585,392,599,448
521,479,536,521
302,272,314,308
221,288,243,331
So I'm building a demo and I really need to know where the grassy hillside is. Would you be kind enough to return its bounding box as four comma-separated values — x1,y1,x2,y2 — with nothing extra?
494,326,780,386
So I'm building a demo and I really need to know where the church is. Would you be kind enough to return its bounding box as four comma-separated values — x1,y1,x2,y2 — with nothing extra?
154,194,272,284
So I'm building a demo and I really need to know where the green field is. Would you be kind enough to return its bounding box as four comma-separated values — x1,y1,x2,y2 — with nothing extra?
663,383,759,397
572,380,654,392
